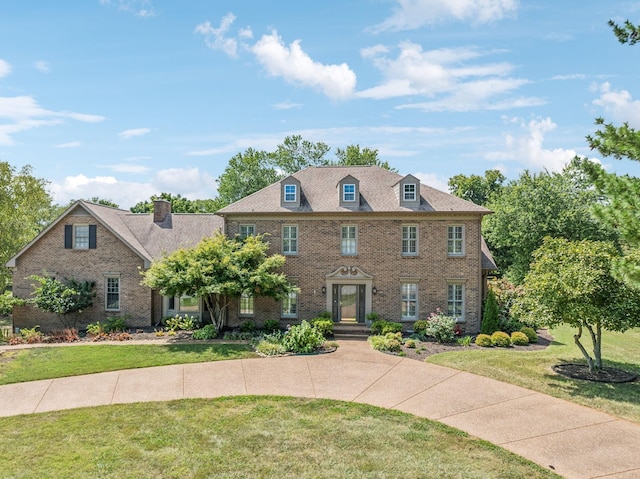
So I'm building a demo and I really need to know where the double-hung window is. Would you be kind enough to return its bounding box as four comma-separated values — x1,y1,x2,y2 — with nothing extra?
448,283,464,322
401,283,418,320
239,224,255,239
402,225,418,256
105,276,120,311
282,291,298,318
343,184,356,202
284,184,297,203
282,225,298,255
447,225,464,256
403,184,417,202
74,225,90,249
341,225,357,255
240,292,254,316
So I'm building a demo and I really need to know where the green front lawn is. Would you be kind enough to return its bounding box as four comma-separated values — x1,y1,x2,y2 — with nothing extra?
428,325,640,423
0,396,559,479
0,343,257,385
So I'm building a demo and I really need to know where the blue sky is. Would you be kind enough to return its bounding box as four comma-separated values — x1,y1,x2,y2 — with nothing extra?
1,0,640,209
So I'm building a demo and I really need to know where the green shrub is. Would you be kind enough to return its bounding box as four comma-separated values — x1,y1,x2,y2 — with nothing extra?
424,310,456,343
457,335,473,347
255,340,286,356
317,311,332,319
475,334,493,347
368,332,403,352
481,290,500,335
262,319,281,334
370,320,402,335
511,331,529,345
412,319,428,337
404,338,417,348
240,320,256,333
222,331,254,340
366,311,380,323
20,325,44,344
499,317,524,334
192,324,218,340
282,321,325,353
165,314,196,331
0,292,24,316
104,315,129,333
310,318,333,337
520,326,538,343
491,331,512,347
86,321,104,336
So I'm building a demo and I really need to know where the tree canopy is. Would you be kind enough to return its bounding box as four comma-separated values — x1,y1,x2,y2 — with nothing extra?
580,19,640,289
482,162,616,284
448,169,505,206
513,237,640,372
29,275,96,329
130,192,222,214
0,162,56,290
141,233,296,331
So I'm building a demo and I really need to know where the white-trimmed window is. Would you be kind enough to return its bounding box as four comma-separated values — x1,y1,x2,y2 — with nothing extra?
341,225,357,255
403,184,417,202
448,283,464,322
284,184,297,202
282,291,298,318
239,224,255,239
75,225,90,249
343,184,356,202
179,295,199,313
283,225,298,255
240,292,254,316
105,276,120,311
447,225,464,256
401,283,418,320
402,225,418,256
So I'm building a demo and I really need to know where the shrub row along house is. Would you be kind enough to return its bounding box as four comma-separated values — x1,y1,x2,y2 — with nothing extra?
7,165,495,333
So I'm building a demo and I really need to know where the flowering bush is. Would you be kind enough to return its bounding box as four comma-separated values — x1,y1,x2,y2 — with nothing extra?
424,310,456,343
282,321,325,353
368,332,403,352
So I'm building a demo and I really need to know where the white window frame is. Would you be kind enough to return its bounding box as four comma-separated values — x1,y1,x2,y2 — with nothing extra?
403,183,417,202
281,291,298,318
239,224,255,239
447,225,464,256
341,225,357,255
448,283,465,322
402,225,418,256
343,183,356,202
240,291,254,316
401,283,418,320
105,275,120,311
74,225,90,250
282,224,298,255
284,184,297,202
179,295,200,313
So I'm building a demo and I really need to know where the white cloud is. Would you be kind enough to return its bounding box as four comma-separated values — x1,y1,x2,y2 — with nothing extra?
272,101,303,110
118,127,151,140
195,14,241,58
358,41,540,111
0,59,12,77
252,30,356,100
100,0,155,17
34,61,49,73
373,0,518,31
55,141,82,148
105,163,152,173
0,95,105,145
413,172,450,192
488,117,576,172
592,82,640,128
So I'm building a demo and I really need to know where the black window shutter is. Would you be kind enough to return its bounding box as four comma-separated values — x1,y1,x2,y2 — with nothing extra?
64,225,72,249
89,225,97,249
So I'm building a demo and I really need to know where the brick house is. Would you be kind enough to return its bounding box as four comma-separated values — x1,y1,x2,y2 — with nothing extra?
7,165,495,333
7,200,222,331
218,166,495,333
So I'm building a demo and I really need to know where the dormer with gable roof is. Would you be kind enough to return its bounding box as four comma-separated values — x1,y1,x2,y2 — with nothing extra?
280,176,301,208
338,174,360,208
395,174,421,208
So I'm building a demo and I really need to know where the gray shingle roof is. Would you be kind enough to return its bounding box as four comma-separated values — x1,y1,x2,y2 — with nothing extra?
218,165,492,214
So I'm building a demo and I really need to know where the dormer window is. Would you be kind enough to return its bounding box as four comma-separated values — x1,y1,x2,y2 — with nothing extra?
284,184,297,202
403,184,416,202
343,184,356,202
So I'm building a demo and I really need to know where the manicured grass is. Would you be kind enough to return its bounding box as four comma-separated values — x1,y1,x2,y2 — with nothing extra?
0,343,257,385
428,325,640,423
0,396,560,479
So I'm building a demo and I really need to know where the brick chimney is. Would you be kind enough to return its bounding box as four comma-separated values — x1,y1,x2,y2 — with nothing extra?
153,200,172,224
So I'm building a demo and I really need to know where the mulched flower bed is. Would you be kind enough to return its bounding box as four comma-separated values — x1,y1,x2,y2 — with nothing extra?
552,363,637,383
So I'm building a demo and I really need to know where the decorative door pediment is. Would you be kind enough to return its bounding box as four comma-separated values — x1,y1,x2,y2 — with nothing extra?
326,266,373,280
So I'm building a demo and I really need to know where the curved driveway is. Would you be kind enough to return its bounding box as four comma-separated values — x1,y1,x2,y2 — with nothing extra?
1,340,639,479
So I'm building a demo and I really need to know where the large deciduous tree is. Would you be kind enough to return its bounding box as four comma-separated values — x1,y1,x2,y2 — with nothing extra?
130,192,222,214
141,233,296,332
580,19,640,289
513,238,640,373
0,162,55,290
448,169,505,206
482,162,615,284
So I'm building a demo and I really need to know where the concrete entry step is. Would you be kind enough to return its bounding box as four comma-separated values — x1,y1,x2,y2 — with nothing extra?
333,321,370,340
